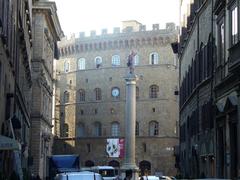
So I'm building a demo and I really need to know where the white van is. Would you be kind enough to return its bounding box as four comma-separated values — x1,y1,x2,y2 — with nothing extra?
91,166,117,180
54,171,103,180
140,176,160,180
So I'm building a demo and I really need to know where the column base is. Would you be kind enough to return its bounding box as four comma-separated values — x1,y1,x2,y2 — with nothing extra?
120,164,139,180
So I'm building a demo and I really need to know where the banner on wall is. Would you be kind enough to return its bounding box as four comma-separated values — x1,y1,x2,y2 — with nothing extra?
106,138,124,158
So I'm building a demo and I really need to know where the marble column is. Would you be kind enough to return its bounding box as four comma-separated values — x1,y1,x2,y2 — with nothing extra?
121,73,139,180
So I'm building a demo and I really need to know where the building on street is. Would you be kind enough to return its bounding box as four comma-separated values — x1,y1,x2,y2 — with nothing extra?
174,0,240,179
0,0,33,179
30,0,63,179
53,20,179,177
0,0,63,179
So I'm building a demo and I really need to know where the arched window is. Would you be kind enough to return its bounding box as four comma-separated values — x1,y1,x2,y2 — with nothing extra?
94,122,102,136
136,86,139,99
79,89,85,101
94,88,102,101
136,121,139,136
63,123,69,137
111,122,120,136
76,123,85,137
149,52,159,65
134,54,139,65
149,121,159,136
149,85,159,98
139,161,151,176
63,91,69,103
78,58,86,70
64,61,70,73
95,56,102,68
112,55,120,66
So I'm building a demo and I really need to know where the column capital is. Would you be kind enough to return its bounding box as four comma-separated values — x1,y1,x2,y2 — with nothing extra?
124,73,139,82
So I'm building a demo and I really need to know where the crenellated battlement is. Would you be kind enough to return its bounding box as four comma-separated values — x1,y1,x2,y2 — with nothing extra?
60,22,177,41
57,21,178,57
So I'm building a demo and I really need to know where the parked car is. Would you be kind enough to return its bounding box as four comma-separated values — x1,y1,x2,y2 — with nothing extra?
91,166,117,180
54,171,103,180
140,175,160,180
159,176,172,180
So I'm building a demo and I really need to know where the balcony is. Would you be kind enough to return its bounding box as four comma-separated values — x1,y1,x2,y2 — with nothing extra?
228,41,240,73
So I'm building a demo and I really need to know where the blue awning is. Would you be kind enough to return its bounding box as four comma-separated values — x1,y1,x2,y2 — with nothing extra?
50,155,79,169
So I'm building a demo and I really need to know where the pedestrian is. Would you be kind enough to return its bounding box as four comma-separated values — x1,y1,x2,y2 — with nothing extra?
124,170,132,180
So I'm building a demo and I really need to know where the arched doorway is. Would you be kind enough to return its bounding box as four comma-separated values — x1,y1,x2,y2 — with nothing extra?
108,160,120,167
108,160,120,176
85,160,94,167
139,160,151,176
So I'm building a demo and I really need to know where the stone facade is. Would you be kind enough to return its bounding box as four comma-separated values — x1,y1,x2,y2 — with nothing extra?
213,0,240,178
30,0,63,179
53,21,179,176
178,0,215,178
0,0,32,179
177,0,240,179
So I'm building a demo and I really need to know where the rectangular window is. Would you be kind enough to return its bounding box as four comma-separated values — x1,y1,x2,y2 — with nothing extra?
87,144,91,153
220,22,225,63
111,123,119,136
0,1,3,25
143,143,147,152
231,5,238,46
135,123,139,136
193,59,196,88
80,109,84,115
2,0,9,38
204,45,208,78
78,58,86,70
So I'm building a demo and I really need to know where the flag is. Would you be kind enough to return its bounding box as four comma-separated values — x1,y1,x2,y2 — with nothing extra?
106,138,124,158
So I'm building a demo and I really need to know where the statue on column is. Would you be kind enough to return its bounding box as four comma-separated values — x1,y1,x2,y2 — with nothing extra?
127,51,136,74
